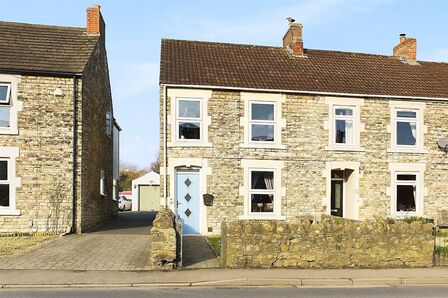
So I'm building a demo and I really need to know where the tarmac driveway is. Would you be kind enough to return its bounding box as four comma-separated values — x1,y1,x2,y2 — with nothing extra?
0,211,157,271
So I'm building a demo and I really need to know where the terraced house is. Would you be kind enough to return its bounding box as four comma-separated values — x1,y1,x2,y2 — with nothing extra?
160,20,448,235
0,5,119,234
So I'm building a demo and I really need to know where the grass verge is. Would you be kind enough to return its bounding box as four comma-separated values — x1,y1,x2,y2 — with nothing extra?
0,235,56,260
205,236,221,256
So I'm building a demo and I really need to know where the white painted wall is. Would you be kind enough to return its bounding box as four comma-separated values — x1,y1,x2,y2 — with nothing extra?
131,171,160,211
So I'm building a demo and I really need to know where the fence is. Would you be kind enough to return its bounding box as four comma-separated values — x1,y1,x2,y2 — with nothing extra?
434,226,448,266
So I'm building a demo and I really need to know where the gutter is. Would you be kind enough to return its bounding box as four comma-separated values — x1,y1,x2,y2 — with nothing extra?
162,84,167,208
72,76,79,234
161,83,448,101
0,68,82,78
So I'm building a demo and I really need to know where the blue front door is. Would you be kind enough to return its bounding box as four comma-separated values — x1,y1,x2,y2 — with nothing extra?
176,171,200,235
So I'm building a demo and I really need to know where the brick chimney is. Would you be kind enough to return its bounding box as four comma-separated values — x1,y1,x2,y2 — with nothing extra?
86,4,105,36
393,34,416,61
283,18,304,57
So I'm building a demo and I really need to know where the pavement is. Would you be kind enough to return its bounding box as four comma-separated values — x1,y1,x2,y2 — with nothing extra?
0,211,157,271
2,268,448,288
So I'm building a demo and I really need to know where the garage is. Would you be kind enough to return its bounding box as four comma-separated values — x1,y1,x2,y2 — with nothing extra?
132,171,160,211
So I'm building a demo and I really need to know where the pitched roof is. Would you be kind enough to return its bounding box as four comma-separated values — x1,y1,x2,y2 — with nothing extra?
160,39,448,99
0,21,99,74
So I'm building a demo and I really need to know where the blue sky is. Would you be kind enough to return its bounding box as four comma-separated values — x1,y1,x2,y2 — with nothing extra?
0,0,447,168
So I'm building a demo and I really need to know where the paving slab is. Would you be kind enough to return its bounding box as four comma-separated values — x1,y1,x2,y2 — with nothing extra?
182,236,219,268
351,278,402,285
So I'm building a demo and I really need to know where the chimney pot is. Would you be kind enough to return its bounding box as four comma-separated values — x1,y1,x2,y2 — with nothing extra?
283,19,304,57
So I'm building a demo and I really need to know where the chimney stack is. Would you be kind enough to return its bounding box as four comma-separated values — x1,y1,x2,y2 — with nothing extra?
86,4,105,36
393,33,416,61
283,18,304,57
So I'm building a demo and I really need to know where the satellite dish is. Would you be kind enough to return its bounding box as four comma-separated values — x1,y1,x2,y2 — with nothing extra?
437,138,448,152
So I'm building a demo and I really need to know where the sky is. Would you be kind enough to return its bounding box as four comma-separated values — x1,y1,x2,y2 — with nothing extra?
0,0,447,168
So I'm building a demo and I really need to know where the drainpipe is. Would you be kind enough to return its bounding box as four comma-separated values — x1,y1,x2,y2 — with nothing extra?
72,76,78,233
162,84,167,208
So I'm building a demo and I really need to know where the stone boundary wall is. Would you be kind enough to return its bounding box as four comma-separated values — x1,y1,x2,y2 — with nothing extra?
148,208,182,270
221,216,434,268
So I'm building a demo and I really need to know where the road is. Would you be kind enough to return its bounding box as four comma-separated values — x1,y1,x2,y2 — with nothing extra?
1,285,448,298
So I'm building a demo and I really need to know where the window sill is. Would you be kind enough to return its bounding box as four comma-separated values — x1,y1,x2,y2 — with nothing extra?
325,146,365,152
239,214,286,220
168,142,212,148
240,144,286,150
0,209,21,216
0,128,18,135
387,148,428,154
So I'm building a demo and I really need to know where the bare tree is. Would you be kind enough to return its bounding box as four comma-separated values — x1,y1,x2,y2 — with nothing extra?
150,151,160,174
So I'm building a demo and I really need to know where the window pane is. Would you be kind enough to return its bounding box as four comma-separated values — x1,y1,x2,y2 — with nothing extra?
251,124,274,141
178,100,200,118
251,171,274,190
0,161,7,180
335,119,352,144
396,184,416,212
335,108,353,116
397,174,416,181
0,85,8,102
251,194,274,212
397,110,416,118
251,103,274,121
397,121,416,145
0,184,9,207
178,122,200,140
0,106,10,127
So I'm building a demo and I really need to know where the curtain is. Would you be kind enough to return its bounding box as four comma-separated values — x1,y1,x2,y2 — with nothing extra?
264,174,273,190
410,122,417,139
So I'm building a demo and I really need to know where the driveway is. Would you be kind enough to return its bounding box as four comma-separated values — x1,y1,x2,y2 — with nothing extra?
0,211,157,271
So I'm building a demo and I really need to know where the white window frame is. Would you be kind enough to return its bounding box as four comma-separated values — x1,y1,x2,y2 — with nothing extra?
0,83,11,104
240,159,285,220
324,97,364,152
105,111,112,138
100,170,105,196
249,101,276,144
167,88,212,148
248,168,276,215
0,147,20,216
388,101,427,153
393,172,419,216
240,92,286,149
176,98,203,142
393,108,418,149
0,74,22,135
388,163,426,217
333,106,355,146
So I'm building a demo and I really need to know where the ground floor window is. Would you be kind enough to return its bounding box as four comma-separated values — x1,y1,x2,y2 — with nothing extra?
395,173,417,213
0,147,20,215
250,170,274,213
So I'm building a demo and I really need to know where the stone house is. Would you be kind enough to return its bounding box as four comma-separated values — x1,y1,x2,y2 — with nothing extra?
0,5,119,234
159,20,448,235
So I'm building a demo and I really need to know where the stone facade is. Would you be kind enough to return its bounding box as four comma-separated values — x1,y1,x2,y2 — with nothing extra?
161,87,448,235
0,37,116,234
221,217,434,268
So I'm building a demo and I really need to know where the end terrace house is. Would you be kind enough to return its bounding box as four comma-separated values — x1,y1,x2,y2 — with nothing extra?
0,5,119,234
160,20,448,235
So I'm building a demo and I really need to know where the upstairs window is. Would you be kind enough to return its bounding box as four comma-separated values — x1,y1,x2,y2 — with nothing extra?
334,106,354,145
0,83,11,128
395,109,417,147
0,159,9,208
105,112,112,137
250,170,274,213
250,102,275,142
177,99,201,140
